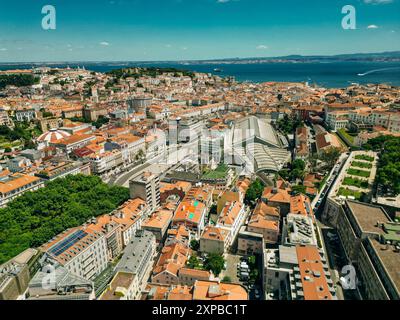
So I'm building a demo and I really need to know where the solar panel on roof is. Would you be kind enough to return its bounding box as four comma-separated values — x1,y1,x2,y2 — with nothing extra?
48,230,88,257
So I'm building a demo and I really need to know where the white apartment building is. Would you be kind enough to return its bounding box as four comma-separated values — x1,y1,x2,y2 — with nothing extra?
89,150,124,174
325,111,349,131
15,109,36,122
43,228,108,281
216,201,247,248
0,173,44,208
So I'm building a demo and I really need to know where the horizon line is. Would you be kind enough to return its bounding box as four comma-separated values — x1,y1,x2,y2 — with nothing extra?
0,50,399,65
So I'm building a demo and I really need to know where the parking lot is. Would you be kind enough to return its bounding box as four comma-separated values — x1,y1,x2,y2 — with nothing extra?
221,253,242,284
221,253,263,300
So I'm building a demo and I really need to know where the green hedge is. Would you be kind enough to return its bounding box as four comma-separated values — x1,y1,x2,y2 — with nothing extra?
347,168,370,178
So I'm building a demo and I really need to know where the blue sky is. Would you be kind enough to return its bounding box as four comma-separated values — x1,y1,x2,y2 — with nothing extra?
0,0,399,62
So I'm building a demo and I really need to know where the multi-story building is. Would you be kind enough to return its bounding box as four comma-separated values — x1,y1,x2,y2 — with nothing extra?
263,245,336,300
261,186,291,216
165,225,191,247
199,226,229,255
142,207,174,242
144,280,248,300
247,201,280,245
89,150,124,174
0,109,13,127
85,217,124,261
237,226,264,255
336,200,400,300
0,173,44,207
27,263,95,300
50,133,96,154
100,230,157,300
325,111,349,131
6,156,32,173
215,201,246,248
315,132,343,155
41,227,108,281
35,160,91,181
105,133,145,164
151,243,191,286
0,248,41,300
83,105,108,122
173,199,207,237
128,96,153,114
15,108,36,122
294,126,309,160
112,199,149,247
129,172,160,211
178,268,211,286
281,214,317,247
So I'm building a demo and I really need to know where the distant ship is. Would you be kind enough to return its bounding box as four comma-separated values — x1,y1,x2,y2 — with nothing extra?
213,68,223,72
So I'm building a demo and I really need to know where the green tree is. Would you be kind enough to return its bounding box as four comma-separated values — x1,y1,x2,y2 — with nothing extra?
278,169,290,180
187,255,201,269
0,174,130,264
320,148,340,168
0,74,39,89
245,179,265,206
190,239,200,251
292,185,307,194
247,255,256,268
92,116,109,129
204,253,225,276
292,159,306,171
363,136,400,194
222,276,232,283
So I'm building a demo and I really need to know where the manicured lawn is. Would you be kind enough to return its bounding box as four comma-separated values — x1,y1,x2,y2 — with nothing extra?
351,161,372,169
342,177,369,189
338,128,355,144
338,187,364,200
347,168,370,178
354,154,374,162
202,164,229,179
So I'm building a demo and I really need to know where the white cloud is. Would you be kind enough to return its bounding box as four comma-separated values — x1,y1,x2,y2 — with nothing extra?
99,41,110,46
217,0,231,3
165,44,172,48
0,48,8,51
364,0,393,4
256,45,268,50
367,24,379,29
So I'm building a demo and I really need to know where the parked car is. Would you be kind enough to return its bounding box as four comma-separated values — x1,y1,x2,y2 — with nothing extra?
240,272,250,279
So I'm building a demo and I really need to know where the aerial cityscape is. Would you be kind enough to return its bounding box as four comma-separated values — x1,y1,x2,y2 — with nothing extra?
0,0,399,306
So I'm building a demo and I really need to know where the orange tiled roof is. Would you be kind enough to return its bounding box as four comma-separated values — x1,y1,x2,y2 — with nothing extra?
296,246,333,300
153,243,191,277
201,226,228,242
192,281,248,300
0,173,41,194
262,187,291,204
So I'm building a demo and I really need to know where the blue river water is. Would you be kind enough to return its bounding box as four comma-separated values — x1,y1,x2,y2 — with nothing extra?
1,61,400,88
